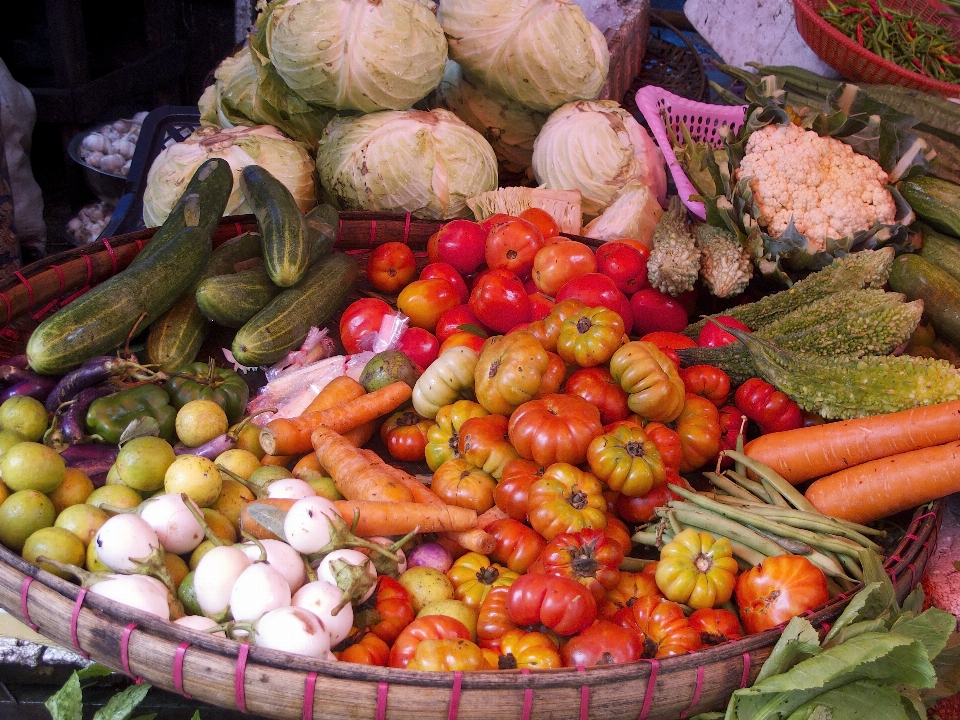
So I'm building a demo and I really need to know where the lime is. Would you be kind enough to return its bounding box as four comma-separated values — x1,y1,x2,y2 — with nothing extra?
48,467,94,514
85,539,110,573
164,454,221,508
0,397,49,442
115,436,176,492
0,442,65,494
248,465,292,489
0,429,23,459
176,400,228,448
215,448,261,482
0,490,56,552
22,526,86,579
233,422,265,459
210,477,254,533
201,507,237,543
55,503,109,547
164,552,190,590
86,484,142,511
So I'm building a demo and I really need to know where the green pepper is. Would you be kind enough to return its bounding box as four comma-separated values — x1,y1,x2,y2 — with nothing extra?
85,384,177,445
163,361,250,424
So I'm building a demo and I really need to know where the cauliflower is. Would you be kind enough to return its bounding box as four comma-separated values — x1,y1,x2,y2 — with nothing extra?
736,124,897,251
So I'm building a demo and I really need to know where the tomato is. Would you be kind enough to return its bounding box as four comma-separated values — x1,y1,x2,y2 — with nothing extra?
603,514,633,557
473,331,550,416
427,219,488,275
541,528,624,603
519,207,560,240
485,217,544,278
380,409,433,463
389,614,472,668
630,288,688,335
405,638,488,672
688,608,743,645
556,273,622,315
532,241,598,296
642,422,684,473
697,316,751,348
420,262,469,304
600,571,663,619
613,471,689,524
735,555,829,635
476,585,517,649
679,364,731,408
615,596,703,658
458,413,519,479
655,528,738,609
431,458,497,513
486,517,547,574
506,573,597,636
492,628,562,669
734,378,803,434
447,551,519,612
508,394,603,467
357,576,416,646
564,366,630,426
716,405,747,469
639,331,696,368
527,462,607,541
337,631,390,666
367,241,417,294
494,458,543,521
595,241,650,296
477,213,514,233
587,424,666,497
527,292,555,322
395,327,439,372
439,330,486,355
617,291,634,338
339,298,393,354
556,306,626,369
561,620,642,667
670,394,722,473
425,400,488,471
468,268,532,334
525,298,587,353
609,341,686,423
434,304,487,344
613,237,652,254
398,277,462,332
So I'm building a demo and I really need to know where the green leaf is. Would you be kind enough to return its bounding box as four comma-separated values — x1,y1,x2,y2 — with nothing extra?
44,671,83,720
889,608,957,661
899,586,925,618
92,682,152,720
860,552,896,613
754,616,822,683
823,582,890,645
76,664,114,683
190,712,203,720
457,323,489,339
919,632,960,706
130,715,158,720
783,680,910,720
822,619,890,650
897,688,928,720
245,502,287,541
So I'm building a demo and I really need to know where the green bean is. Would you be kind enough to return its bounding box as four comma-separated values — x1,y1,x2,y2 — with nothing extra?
630,530,663,548
724,469,773,503
722,450,820,513
749,526,816,554
703,471,764,503
661,504,788,558
837,551,866,583
739,505,884,552
805,549,856,583
760,476,791,507
666,509,684,537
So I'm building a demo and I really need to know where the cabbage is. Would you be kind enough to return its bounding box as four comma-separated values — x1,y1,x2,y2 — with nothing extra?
432,61,546,174
213,50,260,128
583,183,664,247
142,125,318,227
532,100,668,218
438,0,609,113
264,0,447,113
316,108,498,219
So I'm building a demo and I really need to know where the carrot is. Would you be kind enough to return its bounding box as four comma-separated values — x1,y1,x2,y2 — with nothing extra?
343,419,377,448
240,497,294,541
261,454,298,468
304,375,366,414
804,440,960,524
311,425,414,503
477,506,510,530
743,399,960,484
260,381,412,455
292,452,322,477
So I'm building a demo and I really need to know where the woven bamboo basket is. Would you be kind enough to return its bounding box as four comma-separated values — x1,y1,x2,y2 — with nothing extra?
0,215,944,720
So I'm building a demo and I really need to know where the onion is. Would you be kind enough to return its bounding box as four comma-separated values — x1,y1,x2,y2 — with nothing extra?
406,542,453,573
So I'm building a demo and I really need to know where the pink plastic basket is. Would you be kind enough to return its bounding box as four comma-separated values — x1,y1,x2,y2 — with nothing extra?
635,86,746,219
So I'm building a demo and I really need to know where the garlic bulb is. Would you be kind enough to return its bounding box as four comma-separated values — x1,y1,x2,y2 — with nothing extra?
78,113,148,177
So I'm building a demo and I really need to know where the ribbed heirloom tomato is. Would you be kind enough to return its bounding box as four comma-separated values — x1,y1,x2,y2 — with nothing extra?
507,394,603,467
564,366,630,425
506,573,597,636
541,528,624,603
735,555,829,634
388,615,472,668
560,620,642,667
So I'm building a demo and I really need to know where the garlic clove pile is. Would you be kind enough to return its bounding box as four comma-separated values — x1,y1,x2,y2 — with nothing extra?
78,114,148,177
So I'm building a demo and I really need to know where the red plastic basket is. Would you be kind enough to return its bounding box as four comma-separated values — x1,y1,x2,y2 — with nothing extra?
793,0,960,96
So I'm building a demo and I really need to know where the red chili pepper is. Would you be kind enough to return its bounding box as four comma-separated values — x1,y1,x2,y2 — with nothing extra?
905,21,915,40
857,21,865,46
868,0,880,15
841,6,863,14
912,57,924,71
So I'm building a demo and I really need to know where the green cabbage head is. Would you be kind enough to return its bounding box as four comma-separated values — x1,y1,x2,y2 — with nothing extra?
264,0,447,113
317,108,498,219
438,0,609,113
142,125,317,227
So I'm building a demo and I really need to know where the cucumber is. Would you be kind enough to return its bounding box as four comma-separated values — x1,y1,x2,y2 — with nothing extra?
888,253,960,348
196,265,281,328
305,204,339,261
919,224,960,284
27,226,212,375
240,165,310,287
899,176,960,238
146,232,264,372
231,253,358,367
131,158,233,268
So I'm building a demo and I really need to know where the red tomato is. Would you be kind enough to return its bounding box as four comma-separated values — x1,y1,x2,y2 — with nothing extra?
395,327,439,371
735,555,830,634
630,288,689,336
556,273,622,314
339,298,393,354
367,241,417,294
485,217,545,278
486,517,547,574
734,378,803,434
439,330,487,355
563,366,630,425
639,331,696,367
434,304,487,344
494,458,543,522
427,219,488,275
541,234,566,246
397,277,462,332
612,237,652,254
528,292,555,322
617,291,633,337
478,213,514,233
388,615,471,669
613,472,689,524
697,316,751,348
523,276,539,294
420,262,469,304
506,573,597,636
380,409,433,462
560,620,642,667
595,241,650,296
363,576,416,645
532,241,598,296
519,207,560,240
469,268,532,333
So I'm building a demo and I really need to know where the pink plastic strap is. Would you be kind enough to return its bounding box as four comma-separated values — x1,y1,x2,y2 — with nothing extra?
235,222,244,237
520,668,534,720
82,253,94,284
13,271,35,308
576,666,590,720
913,509,938,524
837,592,849,600
402,214,412,243
679,665,705,719
887,554,902,564
102,238,118,275
0,292,11,325
52,263,65,293
70,589,89,659
134,238,146,253
739,653,752,689
235,643,250,713
447,670,463,720
302,672,317,720
19,578,38,631
906,562,917,587
904,533,919,542
174,642,191,698
821,622,832,634
375,681,389,720
636,658,659,720
369,220,378,248
120,623,143,684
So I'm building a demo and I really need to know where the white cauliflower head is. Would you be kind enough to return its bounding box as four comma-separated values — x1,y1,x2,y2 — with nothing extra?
736,124,896,251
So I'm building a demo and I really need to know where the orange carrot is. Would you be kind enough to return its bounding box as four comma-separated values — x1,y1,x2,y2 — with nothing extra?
240,497,295,541
304,375,366,415
743,399,960,484
260,381,412,455
477,506,509,530
343,419,377,448
311,425,413,503
261,454,298,468
292,452,322,477
804,440,960,524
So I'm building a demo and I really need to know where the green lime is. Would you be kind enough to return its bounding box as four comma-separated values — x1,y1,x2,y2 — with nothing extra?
55,503,109,547
86,484,142,511
85,539,110,573
22,526,86,579
115,436,176,492
175,400,228,448
0,397,49,442
0,442,65,493
0,429,24,459
164,455,221,508
248,465,292,489
177,571,202,616
0,490,56,553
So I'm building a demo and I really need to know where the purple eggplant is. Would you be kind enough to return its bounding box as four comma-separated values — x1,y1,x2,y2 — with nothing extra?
59,443,120,466
3,355,29,370
44,356,165,412
174,431,237,459
0,376,58,404
65,459,114,488
0,365,43,387
45,382,121,449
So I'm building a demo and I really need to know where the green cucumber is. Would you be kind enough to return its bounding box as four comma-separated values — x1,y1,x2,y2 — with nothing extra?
145,232,264,372
240,165,310,287
27,226,212,375
919,224,960,285
196,265,281,328
231,253,358,367
131,158,233,268
900,176,960,238
888,253,960,348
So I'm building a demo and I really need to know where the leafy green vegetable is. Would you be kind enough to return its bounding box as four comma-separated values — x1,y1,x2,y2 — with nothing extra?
92,683,152,720
45,672,82,720
42,664,161,720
